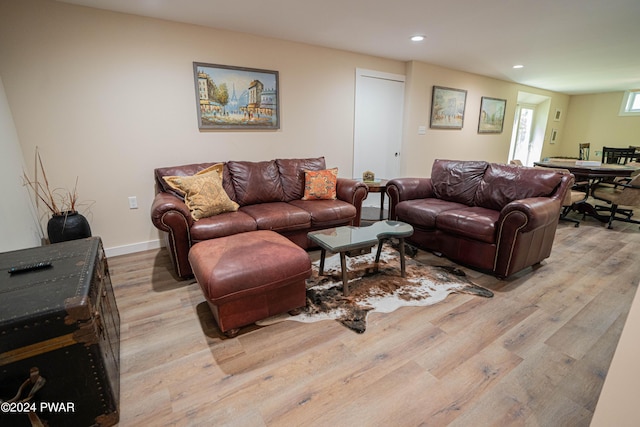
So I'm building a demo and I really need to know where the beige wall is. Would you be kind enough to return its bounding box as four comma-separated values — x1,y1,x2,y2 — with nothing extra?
0,76,42,251
0,0,404,253
0,0,570,253
560,92,640,160
402,61,569,176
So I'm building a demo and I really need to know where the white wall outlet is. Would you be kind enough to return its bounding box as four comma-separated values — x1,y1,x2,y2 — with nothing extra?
418,125,426,135
128,196,138,209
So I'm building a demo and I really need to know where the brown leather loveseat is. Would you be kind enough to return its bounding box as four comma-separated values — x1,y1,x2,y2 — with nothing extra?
151,157,368,278
386,159,572,278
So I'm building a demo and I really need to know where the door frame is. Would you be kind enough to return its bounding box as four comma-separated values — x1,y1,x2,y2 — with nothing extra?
353,68,405,201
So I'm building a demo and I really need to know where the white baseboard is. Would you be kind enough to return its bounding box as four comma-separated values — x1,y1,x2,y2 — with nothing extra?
105,239,163,257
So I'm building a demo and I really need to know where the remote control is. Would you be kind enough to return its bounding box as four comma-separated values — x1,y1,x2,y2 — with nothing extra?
8,261,52,275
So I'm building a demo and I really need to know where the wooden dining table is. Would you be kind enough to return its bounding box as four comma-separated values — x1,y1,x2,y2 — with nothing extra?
533,159,640,223
534,159,638,179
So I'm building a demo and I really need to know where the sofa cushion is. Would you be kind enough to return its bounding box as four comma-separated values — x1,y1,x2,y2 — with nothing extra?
240,202,311,231
190,211,258,241
474,163,563,211
431,159,488,205
289,199,356,226
302,168,338,200
436,207,499,244
276,157,327,201
395,199,468,229
162,168,239,220
227,160,285,206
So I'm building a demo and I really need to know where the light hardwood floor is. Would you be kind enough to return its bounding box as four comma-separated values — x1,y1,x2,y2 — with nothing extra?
109,214,640,426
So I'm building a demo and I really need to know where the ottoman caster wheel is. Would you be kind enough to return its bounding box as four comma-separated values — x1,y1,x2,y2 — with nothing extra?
288,307,303,316
223,328,240,339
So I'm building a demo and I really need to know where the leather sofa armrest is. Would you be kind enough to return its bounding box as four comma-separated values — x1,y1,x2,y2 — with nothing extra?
498,167,572,231
386,178,434,220
150,192,195,278
494,196,563,278
500,197,562,232
151,192,194,231
336,178,369,226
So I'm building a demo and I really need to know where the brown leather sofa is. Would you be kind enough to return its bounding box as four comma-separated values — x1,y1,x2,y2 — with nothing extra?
151,157,368,278
386,159,572,278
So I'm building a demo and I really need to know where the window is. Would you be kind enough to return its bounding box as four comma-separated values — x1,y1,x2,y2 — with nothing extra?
509,104,540,166
619,90,640,116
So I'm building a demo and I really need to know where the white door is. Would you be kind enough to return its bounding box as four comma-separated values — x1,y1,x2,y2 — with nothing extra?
353,69,405,211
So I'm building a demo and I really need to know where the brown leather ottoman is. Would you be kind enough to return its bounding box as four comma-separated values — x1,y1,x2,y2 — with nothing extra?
188,230,311,338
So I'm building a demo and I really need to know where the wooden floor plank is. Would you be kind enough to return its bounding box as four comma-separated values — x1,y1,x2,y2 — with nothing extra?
555,309,629,413
108,219,640,426
422,343,523,426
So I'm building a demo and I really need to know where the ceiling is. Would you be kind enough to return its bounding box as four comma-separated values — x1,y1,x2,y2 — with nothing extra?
59,0,640,95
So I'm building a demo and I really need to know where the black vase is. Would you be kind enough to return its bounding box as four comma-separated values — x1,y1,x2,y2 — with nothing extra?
47,211,92,243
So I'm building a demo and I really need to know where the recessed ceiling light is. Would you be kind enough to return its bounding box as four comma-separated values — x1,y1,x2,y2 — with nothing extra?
411,35,425,42
513,64,524,69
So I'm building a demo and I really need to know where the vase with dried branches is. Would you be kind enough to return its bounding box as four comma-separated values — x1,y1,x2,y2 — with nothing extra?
23,147,91,244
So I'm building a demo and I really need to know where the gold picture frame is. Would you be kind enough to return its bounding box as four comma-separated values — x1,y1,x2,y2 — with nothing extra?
430,86,467,129
478,97,507,134
193,62,279,130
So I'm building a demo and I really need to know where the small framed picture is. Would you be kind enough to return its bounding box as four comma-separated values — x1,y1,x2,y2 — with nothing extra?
553,108,562,121
430,86,467,129
478,97,507,133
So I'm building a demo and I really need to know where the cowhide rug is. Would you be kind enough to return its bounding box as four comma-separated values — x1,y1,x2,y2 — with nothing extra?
257,243,493,333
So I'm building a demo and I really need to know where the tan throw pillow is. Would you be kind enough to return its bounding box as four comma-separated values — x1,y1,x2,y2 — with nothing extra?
196,163,224,177
163,168,238,220
302,168,338,200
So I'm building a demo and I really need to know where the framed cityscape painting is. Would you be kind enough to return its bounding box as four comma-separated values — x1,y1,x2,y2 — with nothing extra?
193,62,279,130
478,96,507,133
430,86,467,129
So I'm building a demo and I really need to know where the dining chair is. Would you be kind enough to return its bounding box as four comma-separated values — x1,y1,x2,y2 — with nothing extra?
578,143,590,160
534,165,586,227
601,147,636,164
613,161,640,185
592,173,640,229
560,188,588,227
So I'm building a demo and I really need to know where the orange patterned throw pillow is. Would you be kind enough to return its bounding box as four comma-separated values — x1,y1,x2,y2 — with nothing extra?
302,168,338,200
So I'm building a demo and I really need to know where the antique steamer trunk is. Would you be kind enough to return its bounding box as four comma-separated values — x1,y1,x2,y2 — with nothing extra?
0,237,120,427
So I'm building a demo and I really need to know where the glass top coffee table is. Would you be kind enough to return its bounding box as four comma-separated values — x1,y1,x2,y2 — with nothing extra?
307,220,414,296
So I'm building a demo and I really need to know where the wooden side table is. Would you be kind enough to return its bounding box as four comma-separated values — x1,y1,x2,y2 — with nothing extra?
360,179,389,221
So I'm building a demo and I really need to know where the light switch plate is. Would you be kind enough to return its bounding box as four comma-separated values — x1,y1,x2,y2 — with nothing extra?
128,196,138,209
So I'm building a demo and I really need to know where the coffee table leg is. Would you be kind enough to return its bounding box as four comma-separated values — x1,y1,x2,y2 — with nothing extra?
380,191,385,220
340,251,349,295
374,239,384,273
399,238,406,278
375,240,384,263
319,248,326,275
